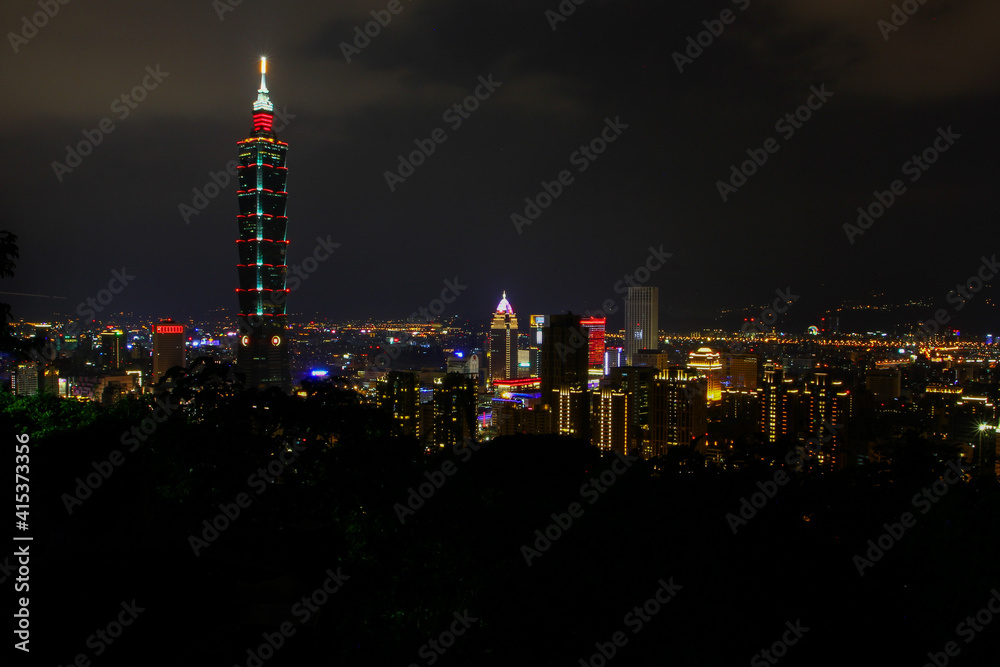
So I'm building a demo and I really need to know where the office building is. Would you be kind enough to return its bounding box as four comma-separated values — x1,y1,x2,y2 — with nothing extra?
579,317,606,370
432,374,478,449
687,347,722,403
152,319,186,385
541,314,589,433
235,58,292,392
648,374,707,458
594,387,630,456
723,352,759,391
866,369,901,399
487,292,519,389
625,286,658,364
377,371,421,438
101,329,125,369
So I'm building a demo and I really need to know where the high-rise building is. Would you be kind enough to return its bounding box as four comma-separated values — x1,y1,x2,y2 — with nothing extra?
377,371,421,438
594,387,630,456
687,347,722,403
609,365,658,455
557,386,590,440
235,58,292,392
541,314,589,434
528,314,545,377
759,364,804,444
14,362,40,396
487,292,519,388
723,352,759,391
152,319,186,384
579,317,606,369
804,372,850,469
432,374,478,449
625,286,658,364
648,373,707,458
101,329,125,369
633,349,671,371
604,346,624,375
866,369,901,399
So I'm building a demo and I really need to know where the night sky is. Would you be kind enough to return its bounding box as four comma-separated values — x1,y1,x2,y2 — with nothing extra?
2,0,998,330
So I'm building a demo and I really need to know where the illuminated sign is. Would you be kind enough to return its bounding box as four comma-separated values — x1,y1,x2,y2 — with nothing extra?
156,325,184,334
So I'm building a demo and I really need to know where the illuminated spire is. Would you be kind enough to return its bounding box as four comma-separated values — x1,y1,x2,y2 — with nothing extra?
253,57,273,113
496,291,513,314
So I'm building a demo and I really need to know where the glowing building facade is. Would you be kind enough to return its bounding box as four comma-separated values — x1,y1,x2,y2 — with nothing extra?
235,58,292,392
688,347,722,403
625,286,658,364
594,387,630,456
487,292,519,389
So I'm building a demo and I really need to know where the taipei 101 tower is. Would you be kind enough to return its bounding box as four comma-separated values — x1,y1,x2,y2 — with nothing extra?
235,58,292,392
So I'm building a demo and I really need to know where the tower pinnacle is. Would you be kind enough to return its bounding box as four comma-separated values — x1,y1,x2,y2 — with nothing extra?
253,57,273,114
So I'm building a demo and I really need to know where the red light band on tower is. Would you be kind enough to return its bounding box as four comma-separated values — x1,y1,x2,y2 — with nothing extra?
253,113,274,132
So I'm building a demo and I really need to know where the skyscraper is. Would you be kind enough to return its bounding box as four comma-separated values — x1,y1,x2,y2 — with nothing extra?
541,313,589,436
152,319,185,385
579,317,606,370
487,292,519,389
101,329,125,369
594,387,630,456
687,347,722,403
648,373,707,458
377,371,421,438
528,314,545,377
625,286,659,364
432,374,478,449
235,58,292,392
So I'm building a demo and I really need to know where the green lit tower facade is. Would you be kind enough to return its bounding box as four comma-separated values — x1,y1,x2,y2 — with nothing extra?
235,58,291,392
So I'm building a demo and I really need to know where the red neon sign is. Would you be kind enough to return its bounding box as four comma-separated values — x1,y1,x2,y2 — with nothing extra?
156,325,184,334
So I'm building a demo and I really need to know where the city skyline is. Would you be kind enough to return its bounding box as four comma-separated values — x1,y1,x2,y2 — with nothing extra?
3,4,1000,663
2,1,998,331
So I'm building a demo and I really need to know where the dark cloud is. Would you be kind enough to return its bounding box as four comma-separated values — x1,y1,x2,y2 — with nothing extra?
0,0,997,332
